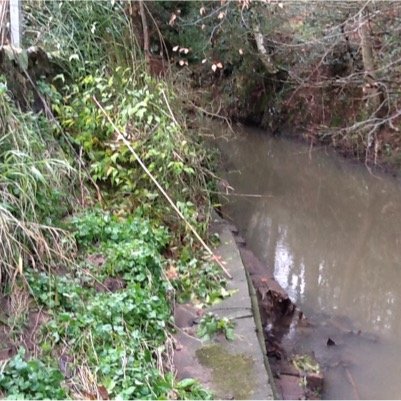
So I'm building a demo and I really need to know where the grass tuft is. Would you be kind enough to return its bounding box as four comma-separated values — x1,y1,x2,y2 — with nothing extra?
0,82,76,287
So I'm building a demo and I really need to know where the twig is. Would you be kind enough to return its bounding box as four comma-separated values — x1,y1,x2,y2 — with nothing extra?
188,99,235,134
207,190,273,198
345,367,361,400
82,269,111,293
160,89,179,126
93,96,232,279
173,324,202,343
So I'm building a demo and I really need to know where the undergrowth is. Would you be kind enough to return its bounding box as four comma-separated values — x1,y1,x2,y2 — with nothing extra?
21,209,219,399
0,349,67,400
46,68,212,235
0,78,75,285
0,1,226,399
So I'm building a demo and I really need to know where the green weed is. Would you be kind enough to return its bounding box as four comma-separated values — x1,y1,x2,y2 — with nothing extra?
197,313,236,342
24,1,137,74
174,257,229,305
0,348,67,400
46,69,211,231
22,209,219,399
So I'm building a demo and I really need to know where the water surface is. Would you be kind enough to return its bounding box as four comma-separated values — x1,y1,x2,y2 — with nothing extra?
218,126,401,399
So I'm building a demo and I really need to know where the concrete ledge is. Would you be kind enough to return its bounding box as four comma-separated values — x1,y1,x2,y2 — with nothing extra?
207,217,276,400
173,215,276,399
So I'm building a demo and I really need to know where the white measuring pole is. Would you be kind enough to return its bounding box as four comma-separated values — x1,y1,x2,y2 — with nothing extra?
9,0,22,48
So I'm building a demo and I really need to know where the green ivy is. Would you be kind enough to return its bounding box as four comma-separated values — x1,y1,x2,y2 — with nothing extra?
22,209,220,399
0,349,67,400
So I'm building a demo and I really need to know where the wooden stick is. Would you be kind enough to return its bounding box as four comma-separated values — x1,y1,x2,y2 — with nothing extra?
93,96,232,279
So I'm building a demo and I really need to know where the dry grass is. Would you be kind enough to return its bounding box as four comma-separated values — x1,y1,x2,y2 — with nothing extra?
0,87,76,289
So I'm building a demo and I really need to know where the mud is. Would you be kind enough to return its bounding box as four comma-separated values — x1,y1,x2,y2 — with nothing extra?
0,293,49,361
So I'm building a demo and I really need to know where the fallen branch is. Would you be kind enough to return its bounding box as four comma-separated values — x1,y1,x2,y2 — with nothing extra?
93,96,233,279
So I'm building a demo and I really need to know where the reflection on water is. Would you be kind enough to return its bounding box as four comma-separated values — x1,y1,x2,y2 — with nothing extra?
219,126,401,399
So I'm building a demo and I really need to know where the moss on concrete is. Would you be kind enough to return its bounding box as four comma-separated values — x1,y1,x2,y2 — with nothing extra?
196,344,256,399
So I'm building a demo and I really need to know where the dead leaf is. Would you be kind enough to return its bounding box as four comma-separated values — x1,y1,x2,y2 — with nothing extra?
169,13,177,26
211,254,223,263
196,309,205,316
327,338,336,346
83,393,97,400
166,265,179,280
98,386,109,400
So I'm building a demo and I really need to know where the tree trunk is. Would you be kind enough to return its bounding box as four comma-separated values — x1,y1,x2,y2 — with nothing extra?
253,23,278,75
359,9,381,115
138,0,150,64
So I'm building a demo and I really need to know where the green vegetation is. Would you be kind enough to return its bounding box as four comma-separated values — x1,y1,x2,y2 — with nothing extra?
150,1,401,169
197,313,235,342
6,1,401,399
292,354,320,375
0,349,67,400
22,210,214,399
0,77,75,283
0,1,228,399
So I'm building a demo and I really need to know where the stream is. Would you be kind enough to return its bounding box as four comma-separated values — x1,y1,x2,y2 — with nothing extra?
217,125,401,400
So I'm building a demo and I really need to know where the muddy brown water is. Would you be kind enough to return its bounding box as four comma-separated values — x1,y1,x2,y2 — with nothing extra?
217,126,401,400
